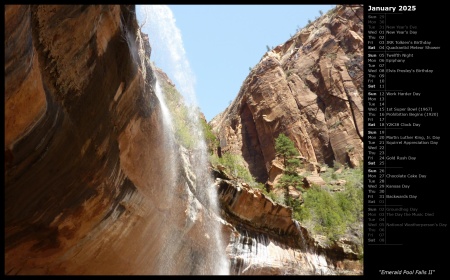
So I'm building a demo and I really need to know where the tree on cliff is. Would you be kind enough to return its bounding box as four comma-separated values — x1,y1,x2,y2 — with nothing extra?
275,133,299,168
274,133,303,206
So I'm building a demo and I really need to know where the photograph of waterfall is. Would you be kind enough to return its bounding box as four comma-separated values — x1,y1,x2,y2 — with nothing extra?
5,4,364,275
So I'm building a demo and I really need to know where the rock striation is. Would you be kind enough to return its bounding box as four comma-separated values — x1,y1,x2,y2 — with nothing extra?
5,4,362,275
4,5,225,275
210,5,364,183
215,176,362,275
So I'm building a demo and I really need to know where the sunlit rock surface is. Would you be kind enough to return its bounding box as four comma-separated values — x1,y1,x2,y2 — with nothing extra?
209,6,364,274
210,5,364,183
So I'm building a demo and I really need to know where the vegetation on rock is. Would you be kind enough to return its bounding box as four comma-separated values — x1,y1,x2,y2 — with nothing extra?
210,152,255,184
201,118,219,154
274,134,304,203
295,163,363,245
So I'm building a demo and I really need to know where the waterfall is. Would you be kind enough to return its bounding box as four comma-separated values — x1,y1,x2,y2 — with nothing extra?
228,229,299,275
137,5,230,275
227,227,332,275
154,79,174,135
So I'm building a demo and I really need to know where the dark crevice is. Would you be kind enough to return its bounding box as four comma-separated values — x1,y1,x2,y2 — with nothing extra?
239,104,268,183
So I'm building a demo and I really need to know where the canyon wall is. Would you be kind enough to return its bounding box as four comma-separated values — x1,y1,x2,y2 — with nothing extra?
213,169,362,275
4,5,225,274
210,5,364,183
4,5,362,275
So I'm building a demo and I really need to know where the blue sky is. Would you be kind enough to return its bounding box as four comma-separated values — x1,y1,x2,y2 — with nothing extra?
137,5,335,122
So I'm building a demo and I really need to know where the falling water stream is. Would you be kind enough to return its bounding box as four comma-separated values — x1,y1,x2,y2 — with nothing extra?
135,5,337,275
137,5,230,275
226,225,332,275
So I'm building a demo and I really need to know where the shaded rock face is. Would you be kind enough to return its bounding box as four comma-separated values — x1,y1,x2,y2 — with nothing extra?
210,5,364,182
4,5,225,275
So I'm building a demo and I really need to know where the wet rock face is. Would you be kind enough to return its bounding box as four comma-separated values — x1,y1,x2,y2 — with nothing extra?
5,5,47,151
216,178,362,275
5,4,149,274
4,5,221,275
5,5,229,275
210,5,364,182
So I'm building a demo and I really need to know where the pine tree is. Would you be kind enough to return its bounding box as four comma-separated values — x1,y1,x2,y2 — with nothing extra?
275,133,299,168
274,133,303,206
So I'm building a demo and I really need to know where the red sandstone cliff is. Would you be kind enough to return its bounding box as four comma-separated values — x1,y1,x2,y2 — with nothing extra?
4,5,362,275
4,5,225,274
210,5,364,183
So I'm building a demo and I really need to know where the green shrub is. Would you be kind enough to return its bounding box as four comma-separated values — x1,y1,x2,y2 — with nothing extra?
266,191,285,205
332,160,343,170
159,81,197,149
253,182,266,191
200,118,218,154
279,174,304,190
294,165,363,241
210,153,254,184
297,186,346,240
160,79,218,151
